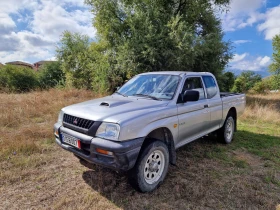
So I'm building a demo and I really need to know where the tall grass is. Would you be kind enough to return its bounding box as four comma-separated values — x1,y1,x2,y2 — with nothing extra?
0,89,100,158
241,93,280,125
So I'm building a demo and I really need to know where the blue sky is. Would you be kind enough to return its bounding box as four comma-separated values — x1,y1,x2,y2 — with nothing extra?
0,0,280,76
221,0,280,76
0,0,95,64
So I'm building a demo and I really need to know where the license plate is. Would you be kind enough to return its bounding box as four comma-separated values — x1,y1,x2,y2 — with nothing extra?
61,132,81,149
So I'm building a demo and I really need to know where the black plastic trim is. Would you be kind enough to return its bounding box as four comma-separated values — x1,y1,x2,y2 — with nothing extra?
87,121,102,137
62,122,88,134
54,124,145,171
62,121,102,137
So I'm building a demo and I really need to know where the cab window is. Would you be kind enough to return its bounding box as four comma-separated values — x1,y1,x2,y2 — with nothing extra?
202,76,218,99
182,77,205,100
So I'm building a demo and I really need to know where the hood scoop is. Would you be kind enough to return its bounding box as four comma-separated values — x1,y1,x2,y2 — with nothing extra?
100,102,109,107
99,100,132,108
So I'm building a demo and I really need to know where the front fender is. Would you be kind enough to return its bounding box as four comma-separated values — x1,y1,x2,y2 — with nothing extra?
119,113,179,145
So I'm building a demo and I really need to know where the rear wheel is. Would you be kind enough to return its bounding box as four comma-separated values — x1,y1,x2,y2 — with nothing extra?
218,115,235,144
128,140,169,192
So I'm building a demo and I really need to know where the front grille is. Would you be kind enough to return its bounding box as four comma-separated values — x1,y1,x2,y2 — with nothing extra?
63,114,94,130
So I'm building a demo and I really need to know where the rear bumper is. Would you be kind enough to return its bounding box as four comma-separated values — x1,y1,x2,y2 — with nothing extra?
54,123,144,171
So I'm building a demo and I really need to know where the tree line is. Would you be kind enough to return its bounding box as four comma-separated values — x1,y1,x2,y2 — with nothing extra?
0,62,65,92
0,0,279,93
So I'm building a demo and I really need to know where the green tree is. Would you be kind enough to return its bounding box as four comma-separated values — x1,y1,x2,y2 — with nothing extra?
87,40,129,93
219,71,235,92
0,65,38,92
269,35,280,90
85,0,232,91
231,71,262,93
56,31,93,89
38,62,65,89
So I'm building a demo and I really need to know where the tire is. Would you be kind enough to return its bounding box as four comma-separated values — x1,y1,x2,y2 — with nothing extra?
128,140,169,192
218,114,235,144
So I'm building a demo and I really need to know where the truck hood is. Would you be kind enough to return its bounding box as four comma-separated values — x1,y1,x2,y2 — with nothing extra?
62,95,170,123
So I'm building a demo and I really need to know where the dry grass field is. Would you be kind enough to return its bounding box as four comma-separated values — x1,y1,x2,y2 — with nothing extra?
0,89,280,209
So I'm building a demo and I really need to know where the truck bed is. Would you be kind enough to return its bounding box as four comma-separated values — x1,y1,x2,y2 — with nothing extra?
220,92,246,125
220,92,243,98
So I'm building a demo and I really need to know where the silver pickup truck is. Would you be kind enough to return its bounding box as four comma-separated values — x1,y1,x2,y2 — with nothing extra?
54,71,245,192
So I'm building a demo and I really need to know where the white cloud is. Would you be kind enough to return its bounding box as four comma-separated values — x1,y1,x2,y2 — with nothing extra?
230,53,271,71
221,0,266,31
237,12,265,29
48,56,57,61
31,1,95,40
257,5,280,40
0,0,95,64
0,0,37,13
0,13,16,34
61,0,88,7
259,56,271,67
228,0,266,14
0,30,54,62
220,1,280,40
231,53,248,63
233,40,252,45
0,49,53,64
0,35,20,51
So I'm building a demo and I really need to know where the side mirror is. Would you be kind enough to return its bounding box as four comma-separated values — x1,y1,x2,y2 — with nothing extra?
182,90,199,103
115,86,120,91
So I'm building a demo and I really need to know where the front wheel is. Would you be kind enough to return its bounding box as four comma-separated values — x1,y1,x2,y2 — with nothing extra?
128,140,169,192
218,115,235,144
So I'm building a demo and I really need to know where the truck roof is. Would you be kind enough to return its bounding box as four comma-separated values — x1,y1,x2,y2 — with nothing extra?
139,71,214,77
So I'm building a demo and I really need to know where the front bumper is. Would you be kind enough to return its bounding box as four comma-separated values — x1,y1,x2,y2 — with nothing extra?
54,123,144,171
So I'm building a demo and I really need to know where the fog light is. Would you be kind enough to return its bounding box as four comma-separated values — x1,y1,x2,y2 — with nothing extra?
96,148,113,155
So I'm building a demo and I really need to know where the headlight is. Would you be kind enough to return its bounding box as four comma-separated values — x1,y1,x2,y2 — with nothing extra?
57,110,64,124
96,123,120,141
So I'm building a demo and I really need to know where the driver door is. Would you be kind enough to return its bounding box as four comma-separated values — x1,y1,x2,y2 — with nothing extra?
176,76,210,148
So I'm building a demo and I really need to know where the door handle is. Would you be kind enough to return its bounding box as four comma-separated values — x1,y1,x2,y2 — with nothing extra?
204,104,209,108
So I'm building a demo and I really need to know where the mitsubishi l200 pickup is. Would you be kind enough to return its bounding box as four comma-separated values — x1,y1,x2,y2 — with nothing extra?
54,72,246,192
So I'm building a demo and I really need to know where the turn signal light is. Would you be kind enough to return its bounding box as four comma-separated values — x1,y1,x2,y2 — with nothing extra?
96,148,113,156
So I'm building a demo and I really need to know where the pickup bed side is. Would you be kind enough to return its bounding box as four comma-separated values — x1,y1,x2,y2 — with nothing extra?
221,93,246,127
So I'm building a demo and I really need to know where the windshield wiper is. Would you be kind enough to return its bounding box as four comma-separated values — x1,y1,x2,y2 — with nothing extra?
133,94,162,101
114,91,127,97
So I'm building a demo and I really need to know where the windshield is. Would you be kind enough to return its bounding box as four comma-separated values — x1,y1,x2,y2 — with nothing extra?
117,74,180,100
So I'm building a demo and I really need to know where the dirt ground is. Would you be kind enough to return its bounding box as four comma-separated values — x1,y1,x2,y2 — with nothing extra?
1,136,279,210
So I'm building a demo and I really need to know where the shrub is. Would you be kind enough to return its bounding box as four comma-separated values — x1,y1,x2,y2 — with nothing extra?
270,75,280,90
0,65,39,92
38,62,65,89
249,80,270,94
231,71,262,93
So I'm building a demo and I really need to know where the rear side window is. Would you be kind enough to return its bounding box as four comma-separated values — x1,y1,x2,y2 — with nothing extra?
202,76,217,99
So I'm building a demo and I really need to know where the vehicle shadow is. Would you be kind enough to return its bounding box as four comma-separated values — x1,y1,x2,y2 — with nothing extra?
82,131,280,209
